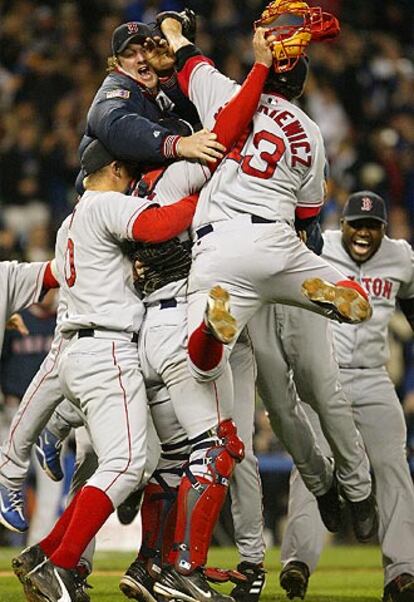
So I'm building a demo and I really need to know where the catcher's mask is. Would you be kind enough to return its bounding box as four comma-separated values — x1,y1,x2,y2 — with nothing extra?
265,54,309,100
255,0,340,73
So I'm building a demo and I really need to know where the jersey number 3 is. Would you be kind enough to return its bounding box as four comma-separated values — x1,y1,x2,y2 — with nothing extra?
64,238,77,287
229,129,286,179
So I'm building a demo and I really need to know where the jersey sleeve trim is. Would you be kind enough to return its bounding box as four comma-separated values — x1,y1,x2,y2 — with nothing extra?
177,56,214,98
126,202,155,239
295,205,322,219
162,135,181,159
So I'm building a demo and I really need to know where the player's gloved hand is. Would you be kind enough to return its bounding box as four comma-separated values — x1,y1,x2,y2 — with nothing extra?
131,238,192,295
295,215,324,256
156,8,197,43
177,128,225,164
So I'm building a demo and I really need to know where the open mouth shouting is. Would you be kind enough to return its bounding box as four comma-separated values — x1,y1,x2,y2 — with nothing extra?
342,218,385,264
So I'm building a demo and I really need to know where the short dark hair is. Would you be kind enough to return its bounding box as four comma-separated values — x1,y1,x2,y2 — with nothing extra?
264,56,309,100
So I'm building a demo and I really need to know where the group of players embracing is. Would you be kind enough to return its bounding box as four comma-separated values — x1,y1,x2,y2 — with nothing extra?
1,2,414,602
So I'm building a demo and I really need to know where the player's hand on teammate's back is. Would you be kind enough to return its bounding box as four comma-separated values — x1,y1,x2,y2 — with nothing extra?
253,27,273,68
177,129,226,163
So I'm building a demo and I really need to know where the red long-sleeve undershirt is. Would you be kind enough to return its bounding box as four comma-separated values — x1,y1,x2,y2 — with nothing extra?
211,62,269,156
43,261,59,290
132,62,269,244
295,205,322,220
132,193,198,243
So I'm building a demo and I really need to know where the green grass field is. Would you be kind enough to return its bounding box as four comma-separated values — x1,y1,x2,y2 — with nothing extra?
0,546,384,601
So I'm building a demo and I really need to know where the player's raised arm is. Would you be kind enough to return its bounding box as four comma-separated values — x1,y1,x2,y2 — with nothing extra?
211,28,272,153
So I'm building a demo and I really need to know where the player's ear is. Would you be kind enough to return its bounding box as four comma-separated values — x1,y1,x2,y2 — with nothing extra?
113,161,123,178
340,218,345,231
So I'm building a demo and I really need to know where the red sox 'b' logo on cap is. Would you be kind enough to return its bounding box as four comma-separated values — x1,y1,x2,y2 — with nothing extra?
127,22,140,34
361,197,373,211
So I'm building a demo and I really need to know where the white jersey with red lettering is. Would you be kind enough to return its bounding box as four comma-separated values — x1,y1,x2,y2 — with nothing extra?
281,230,414,586
56,190,150,334
323,230,414,368
193,92,325,228
185,62,325,229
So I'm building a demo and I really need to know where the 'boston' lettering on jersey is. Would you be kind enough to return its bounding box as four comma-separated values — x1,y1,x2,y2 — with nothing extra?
347,275,393,299
257,104,311,168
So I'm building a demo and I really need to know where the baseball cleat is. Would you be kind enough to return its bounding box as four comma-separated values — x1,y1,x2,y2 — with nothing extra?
0,483,28,532
315,474,344,533
345,490,378,543
279,561,310,600
205,285,238,344
154,565,235,602
12,544,47,602
383,573,414,602
119,557,157,602
12,544,46,581
117,488,144,525
35,427,64,482
25,558,78,602
230,562,266,602
301,278,372,324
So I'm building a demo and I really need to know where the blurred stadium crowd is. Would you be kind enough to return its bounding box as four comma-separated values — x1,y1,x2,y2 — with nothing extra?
0,0,413,546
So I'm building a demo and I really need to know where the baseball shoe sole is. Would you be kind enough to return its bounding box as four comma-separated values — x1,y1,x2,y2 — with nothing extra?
301,278,372,323
279,562,309,600
205,286,237,344
119,575,157,602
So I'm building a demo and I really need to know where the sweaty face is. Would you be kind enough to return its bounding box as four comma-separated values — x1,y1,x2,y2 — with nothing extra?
118,43,158,90
341,218,385,264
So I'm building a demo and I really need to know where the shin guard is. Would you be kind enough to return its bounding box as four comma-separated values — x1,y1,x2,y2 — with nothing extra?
139,479,178,576
172,420,245,574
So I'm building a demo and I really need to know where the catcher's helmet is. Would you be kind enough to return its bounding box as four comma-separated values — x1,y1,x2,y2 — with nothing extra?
265,55,309,100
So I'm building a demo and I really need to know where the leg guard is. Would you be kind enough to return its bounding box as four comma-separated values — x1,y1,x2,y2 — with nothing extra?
139,478,178,576
139,436,190,576
172,420,245,574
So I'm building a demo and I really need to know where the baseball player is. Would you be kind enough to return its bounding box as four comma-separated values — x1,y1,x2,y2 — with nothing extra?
118,29,273,602
16,138,216,602
0,18,218,537
0,260,60,524
279,192,414,602
158,15,375,543
119,17,367,602
77,19,225,193
10,29,272,600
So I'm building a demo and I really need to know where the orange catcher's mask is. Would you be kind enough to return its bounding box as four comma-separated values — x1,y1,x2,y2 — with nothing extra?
254,0,340,73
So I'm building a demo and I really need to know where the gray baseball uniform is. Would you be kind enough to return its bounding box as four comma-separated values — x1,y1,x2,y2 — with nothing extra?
281,230,414,586
185,58,357,363
0,217,74,492
182,57,372,503
0,260,48,352
135,61,268,564
247,302,369,500
0,260,59,488
55,189,151,507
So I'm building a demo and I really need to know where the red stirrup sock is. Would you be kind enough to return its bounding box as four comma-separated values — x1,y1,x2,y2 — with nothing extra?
50,486,114,569
188,322,223,371
39,489,82,557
